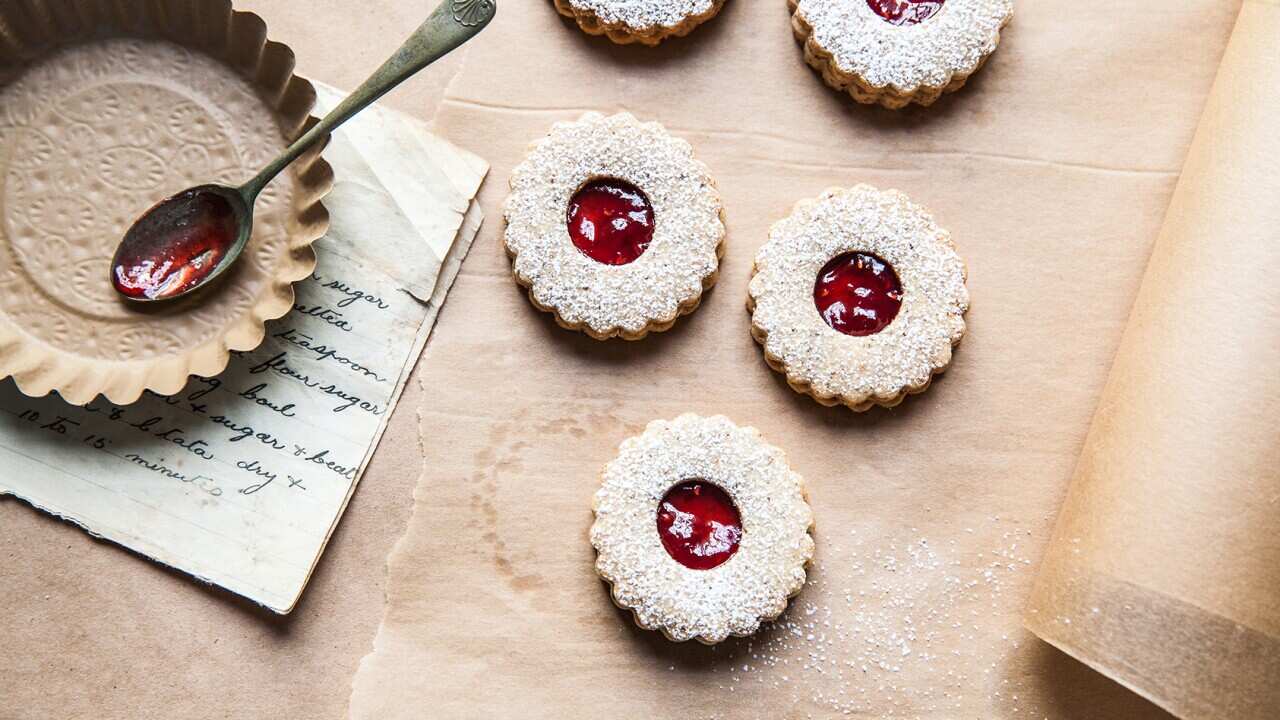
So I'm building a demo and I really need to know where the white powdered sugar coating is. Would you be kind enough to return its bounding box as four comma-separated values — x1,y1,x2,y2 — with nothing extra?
504,112,723,339
703,522,1044,716
591,414,815,644
749,185,968,408
795,0,1013,91
565,0,718,30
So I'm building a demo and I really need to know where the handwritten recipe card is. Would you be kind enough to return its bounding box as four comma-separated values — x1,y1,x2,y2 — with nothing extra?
0,84,487,613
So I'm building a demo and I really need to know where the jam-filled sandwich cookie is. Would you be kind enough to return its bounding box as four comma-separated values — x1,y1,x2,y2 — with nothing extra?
553,0,728,46
789,0,1013,109
504,112,724,340
591,414,815,644
748,185,968,411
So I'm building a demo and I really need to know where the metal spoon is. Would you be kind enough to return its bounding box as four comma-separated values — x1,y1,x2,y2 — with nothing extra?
110,0,497,303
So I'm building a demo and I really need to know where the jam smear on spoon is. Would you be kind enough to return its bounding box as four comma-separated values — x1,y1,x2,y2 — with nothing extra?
657,480,743,571
866,0,947,26
814,251,904,337
567,177,655,266
111,188,239,301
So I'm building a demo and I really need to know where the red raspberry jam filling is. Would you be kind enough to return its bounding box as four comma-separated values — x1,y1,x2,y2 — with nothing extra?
111,188,239,301
566,177,655,266
866,0,947,26
657,480,742,571
814,251,904,337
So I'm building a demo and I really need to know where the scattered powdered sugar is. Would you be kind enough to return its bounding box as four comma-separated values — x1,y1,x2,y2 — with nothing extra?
685,518,1047,717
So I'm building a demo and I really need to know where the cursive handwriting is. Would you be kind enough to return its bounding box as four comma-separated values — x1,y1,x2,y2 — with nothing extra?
294,302,353,332
248,351,388,415
238,383,297,418
304,449,358,480
126,453,222,497
271,327,388,383
236,459,277,494
206,413,287,450
130,417,214,460
314,274,391,310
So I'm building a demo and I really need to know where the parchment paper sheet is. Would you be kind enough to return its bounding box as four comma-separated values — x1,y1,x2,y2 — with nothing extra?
1026,3,1280,719
348,1,1246,718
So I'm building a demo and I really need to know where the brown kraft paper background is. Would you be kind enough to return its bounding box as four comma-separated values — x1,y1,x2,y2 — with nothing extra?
1025,2,1280,719
0,2,1265,719
348,1,1254,719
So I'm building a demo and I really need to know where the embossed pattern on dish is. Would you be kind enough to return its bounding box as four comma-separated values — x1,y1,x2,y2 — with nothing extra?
0,39,289,360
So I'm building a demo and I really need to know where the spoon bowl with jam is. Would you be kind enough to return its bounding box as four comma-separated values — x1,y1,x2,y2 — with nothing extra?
111,185,249,301
111,0,496,303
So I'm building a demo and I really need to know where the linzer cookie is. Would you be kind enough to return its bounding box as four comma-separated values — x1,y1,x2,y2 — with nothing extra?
591,414,815,644
504,112,724,340
748,185,968,410
790,0,1013,109
553,0,727,45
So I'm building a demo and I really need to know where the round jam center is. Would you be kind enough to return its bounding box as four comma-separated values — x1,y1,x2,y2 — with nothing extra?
656,480,742,571
111,188,238,301
566,178,655,266
866,0,947,26
814,252,904,337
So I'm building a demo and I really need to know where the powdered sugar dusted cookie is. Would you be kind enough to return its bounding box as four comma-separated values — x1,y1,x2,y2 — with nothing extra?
591,414,815,644
749,185,968,410
554,0,727,45
790,0,1013,108
504,112,724,340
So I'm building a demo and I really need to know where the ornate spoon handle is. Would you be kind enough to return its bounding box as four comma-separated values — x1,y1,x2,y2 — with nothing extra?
241,0,497,200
